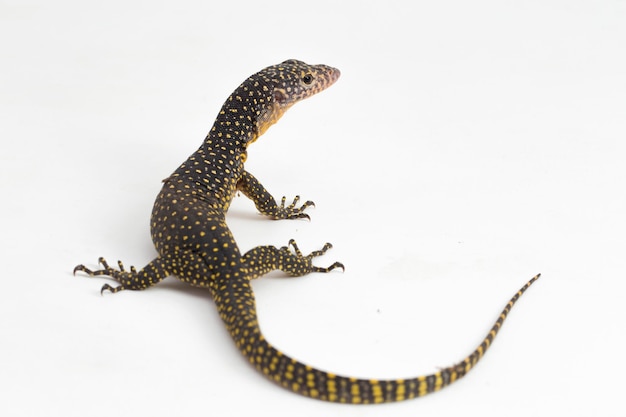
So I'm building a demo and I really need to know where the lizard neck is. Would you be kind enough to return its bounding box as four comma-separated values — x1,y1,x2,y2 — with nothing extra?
168,111,254,208
167,77,279,206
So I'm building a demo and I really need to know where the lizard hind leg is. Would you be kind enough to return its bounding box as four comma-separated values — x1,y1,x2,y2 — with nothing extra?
242,239,344,279
285,239,345,274
73,256,170,294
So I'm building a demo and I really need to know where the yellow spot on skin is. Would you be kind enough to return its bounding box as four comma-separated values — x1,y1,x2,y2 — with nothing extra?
327,379,336,393
434,373,443,391
306,372,316,388
418,376,427,396
396,380,406,395
371,381,383,403
450,371,458,383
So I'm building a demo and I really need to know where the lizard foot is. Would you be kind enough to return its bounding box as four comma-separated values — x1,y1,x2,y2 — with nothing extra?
281,239,345,274
273,196,315,220
73,257,136,294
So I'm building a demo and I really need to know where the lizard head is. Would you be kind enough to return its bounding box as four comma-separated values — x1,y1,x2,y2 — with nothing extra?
246,59,340,144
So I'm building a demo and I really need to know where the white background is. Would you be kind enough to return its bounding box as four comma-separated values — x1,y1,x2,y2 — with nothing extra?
1,0,625,416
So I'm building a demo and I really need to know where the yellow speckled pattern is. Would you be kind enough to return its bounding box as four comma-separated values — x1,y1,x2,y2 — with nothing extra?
74,60,540,403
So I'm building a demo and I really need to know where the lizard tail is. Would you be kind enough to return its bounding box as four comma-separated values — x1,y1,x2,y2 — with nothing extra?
214,273,541,404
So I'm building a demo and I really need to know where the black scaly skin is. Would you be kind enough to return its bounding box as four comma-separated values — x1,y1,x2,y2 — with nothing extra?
74,59,541,404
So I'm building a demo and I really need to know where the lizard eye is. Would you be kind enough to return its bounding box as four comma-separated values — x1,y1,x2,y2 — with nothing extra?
302,74,313,85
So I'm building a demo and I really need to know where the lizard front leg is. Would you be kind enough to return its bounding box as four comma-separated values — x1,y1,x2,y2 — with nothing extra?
237,170,314,220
